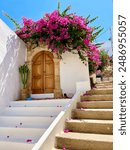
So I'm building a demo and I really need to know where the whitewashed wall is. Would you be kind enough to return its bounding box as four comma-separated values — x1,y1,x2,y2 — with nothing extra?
0,19,26,108
60,52,90,97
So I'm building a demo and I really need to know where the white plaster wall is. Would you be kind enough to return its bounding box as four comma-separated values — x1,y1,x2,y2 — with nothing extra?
0,19,26,108
60,52,90,96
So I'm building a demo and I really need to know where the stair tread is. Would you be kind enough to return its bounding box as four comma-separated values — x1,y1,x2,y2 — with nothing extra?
10,99,70,107
4,106,64,110
67,119,113,124
80,101,113,103
0,135,40,144
82,94,113,97
0,116,55,129
90,88,112,90
75,109,113,111
0,127,46,135
1,107,62,117
0,141,34,150
56,132,113,142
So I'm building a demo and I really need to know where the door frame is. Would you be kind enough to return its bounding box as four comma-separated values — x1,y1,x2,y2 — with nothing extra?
26,46,62,98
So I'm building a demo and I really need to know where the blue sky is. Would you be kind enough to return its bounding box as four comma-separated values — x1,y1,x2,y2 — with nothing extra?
0,0,113,42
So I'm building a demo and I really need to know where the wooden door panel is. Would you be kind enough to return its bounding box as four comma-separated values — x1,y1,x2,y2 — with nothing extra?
32,78,43,93
45,63,54,75
32,51,54,94
33,65,42,76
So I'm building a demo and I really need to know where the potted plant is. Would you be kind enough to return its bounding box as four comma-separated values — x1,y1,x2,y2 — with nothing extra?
19,63,29,99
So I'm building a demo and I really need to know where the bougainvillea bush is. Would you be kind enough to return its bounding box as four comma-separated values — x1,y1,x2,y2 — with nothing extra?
98,50,111,71
5,4,103,68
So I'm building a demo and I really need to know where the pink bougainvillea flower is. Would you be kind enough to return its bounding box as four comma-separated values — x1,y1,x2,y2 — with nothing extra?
62,147,67,150
15,7,102,70
83,93,91,96
26,139,32,143
64,129,71,133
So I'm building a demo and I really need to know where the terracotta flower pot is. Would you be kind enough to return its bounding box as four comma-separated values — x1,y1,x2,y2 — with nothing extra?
20,88,29,100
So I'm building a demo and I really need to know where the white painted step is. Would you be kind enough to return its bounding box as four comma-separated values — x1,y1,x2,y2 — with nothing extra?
31,93,54,99
0,116,55,128
0,141,34,150
0,134,39,144
0,127,46,137
0,107,63,117
10,99,70,107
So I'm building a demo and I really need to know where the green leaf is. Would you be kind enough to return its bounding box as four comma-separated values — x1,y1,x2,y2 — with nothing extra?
58,1,60,13
87,16,98,24
61,5,71,16
3,11,21,29
91,28,104,41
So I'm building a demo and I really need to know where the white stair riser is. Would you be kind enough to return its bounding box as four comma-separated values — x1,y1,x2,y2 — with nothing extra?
0,117,54,128
0,128,46,136
0,135,39,143
10,99,70,107
1,107,63,116
0,141,34,150
31,93,54,99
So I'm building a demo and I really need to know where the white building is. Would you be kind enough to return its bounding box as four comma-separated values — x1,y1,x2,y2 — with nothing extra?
0,19,90,106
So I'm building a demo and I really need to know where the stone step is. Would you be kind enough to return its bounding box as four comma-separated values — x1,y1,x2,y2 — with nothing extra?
77,101,113,109
87,89,113,95
96,85,113,88
66,119,113,134
56,132,113,150
96,82,113,86
0,141,34,150
72,109,113,120
81,95,113,101
51,148,62,150
0,107,63,117
99,80,113,83
0,116,55,128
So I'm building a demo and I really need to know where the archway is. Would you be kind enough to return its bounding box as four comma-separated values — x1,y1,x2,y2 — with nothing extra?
26,46,62,98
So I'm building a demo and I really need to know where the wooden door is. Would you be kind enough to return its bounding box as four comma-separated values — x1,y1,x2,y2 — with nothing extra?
32,51,54,94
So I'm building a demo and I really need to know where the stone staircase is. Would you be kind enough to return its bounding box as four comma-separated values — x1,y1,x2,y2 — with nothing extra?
0,99,70,150
54,81,113,150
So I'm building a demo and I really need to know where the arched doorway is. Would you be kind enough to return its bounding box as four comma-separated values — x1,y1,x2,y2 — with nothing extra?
32,51,54,94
